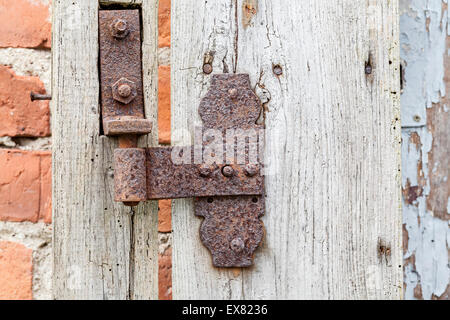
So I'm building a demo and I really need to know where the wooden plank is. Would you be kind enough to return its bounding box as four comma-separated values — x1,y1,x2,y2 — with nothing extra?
172,0,402,299
400,0,449,300
52,0,157,299
133,0,159,300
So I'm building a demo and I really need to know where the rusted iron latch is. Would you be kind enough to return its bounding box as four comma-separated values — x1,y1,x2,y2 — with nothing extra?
100,10,265,268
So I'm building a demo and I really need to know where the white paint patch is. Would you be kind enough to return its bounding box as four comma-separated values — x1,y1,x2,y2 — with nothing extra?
400,0,448,127
401,0,450,300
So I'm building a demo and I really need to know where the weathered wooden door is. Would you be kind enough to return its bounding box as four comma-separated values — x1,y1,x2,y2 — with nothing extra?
53,0,402,299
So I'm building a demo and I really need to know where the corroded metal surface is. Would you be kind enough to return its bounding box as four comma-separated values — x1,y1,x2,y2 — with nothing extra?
104,118,153,136
195,74,265,267
146,147,263,200
199,74,262,130
195,195,264,267
112,73,265,267
99,10,151,136
114,148,147,202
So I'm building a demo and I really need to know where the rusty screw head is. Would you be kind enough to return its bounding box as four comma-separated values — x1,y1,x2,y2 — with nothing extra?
230,238,245,253
228,88,238,99
244,164,259,177
222,165,234,177
203,63,213,74
273,64,283,76
112,77,137,104
111,19,129,39
118,84,132,98
199,164,212,177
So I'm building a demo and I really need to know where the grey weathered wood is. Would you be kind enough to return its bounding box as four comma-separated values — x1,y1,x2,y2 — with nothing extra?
52,0,158,299
172,0,402,299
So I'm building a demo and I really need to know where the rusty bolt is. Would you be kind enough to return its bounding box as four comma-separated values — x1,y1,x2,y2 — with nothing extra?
199,164,212,177
244,164,259,177
228,88,238,99
111,19,129,39
203,63,213,74
112,77,137,104
230,238,245,253
273,64,283,76
222,165,234,177
118,84,132,98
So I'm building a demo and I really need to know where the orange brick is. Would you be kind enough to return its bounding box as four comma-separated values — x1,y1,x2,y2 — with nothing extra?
0,0,51,48
158,65,171,144
0,65,50,137
158,199,172,232
158,0,170,48
39,152,51,224
0,241,33,300
0,149,51,223
158,247,172,300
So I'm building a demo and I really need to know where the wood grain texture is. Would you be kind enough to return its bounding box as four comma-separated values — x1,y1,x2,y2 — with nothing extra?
172,0,402,299
52,0,158,299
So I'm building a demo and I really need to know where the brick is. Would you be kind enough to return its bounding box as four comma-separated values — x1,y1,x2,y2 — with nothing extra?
0,241,33,300
158,199,172,232
158,247,172,300
39,152,51,223
0,65,50,137
158,0,170,48
158,65,171,144
0,0,51,48
0,149,51,223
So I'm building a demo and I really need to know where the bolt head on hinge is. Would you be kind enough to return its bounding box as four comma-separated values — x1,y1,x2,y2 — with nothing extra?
111,19,129,39
112,77,137,104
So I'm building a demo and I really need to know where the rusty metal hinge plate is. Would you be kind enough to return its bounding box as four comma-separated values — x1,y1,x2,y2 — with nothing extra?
99,10,152,135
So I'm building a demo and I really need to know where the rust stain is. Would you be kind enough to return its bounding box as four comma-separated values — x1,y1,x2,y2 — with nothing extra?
414,284,424,300
231,267,241,277
425,34,450,220
402,223,409,256
402,179,423,205
409,131,421,149
242,0,258,28
377,238,392,264
432,284,449,300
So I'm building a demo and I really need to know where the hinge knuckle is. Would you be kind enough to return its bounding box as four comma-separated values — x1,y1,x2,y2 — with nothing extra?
114,148,147,202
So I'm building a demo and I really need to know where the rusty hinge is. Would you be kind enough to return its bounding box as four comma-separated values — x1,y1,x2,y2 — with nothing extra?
100,10,265,268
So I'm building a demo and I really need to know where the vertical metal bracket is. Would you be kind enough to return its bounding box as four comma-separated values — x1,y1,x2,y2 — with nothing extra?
99,9,152,136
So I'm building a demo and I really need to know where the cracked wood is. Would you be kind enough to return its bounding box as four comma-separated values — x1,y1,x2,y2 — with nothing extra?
172,0,402,299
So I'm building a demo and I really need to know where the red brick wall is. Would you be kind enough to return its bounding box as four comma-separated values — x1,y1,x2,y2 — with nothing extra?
0,0,173,300
157,0,172,301
0,0,52,300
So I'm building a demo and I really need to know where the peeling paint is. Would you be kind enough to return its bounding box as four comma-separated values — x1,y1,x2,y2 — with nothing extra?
400,0,447,127
401,0,449,300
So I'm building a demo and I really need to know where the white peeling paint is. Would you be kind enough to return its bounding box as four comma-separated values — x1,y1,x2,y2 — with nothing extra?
400,0,447,127
401,0,450,300
447,197,450,214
